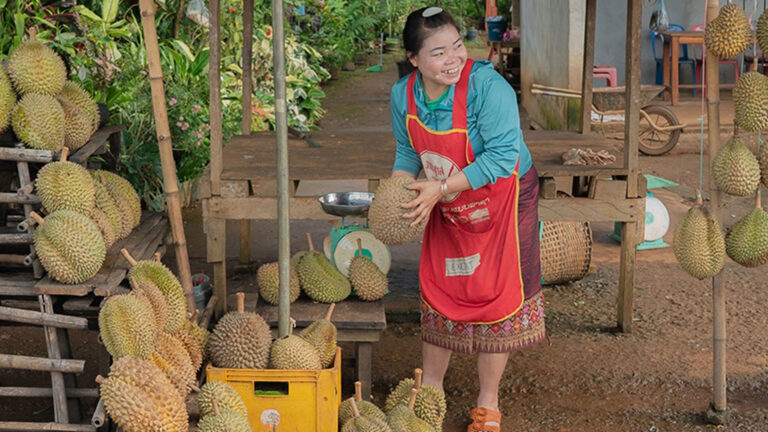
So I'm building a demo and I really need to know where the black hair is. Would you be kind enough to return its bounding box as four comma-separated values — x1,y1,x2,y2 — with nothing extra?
400,7,461,76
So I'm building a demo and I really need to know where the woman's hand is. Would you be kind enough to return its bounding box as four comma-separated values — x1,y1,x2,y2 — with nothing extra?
402,180,441,227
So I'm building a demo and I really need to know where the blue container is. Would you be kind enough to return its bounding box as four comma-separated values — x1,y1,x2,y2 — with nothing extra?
486,17,507,41
192,273,211,312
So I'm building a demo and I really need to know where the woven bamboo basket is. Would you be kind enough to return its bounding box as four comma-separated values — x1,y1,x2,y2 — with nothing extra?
540,221,593,285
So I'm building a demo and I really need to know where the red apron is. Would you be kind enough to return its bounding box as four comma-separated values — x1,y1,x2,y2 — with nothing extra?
406,59,524,324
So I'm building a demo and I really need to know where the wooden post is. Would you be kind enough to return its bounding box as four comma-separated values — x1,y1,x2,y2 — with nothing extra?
15,143,43,278
579,0,596,134
0,354,84,373
705,0,727,424
138,0,196,314
209,0,223,197
616,0,642,332
39,295,68,423
238,0,254,265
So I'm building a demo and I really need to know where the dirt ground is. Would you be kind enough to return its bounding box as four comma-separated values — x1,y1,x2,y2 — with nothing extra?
3,44,768,431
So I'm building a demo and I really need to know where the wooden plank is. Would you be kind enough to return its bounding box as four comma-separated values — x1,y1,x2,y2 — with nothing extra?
256,298,386,330
239,220,250,264
0,354,85,373
0,422,95,431
40,295,69,423
205,216,226,263
61,296,99,313
539,177,557,199
213,262,226,319
580,0,596,133
0,306,88,329
34,281,93,297
0,147,54,163
538,197,642,222
68,125,126,164
0,277,36,296
617,221,637,332
222,180,249,198
16,156,42,278
90,271,128,297
0,387,98,398
207,196,336,220
355,342,373,400
590,179,627,201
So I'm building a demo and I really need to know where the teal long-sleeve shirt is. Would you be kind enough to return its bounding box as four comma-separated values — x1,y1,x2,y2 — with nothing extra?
390,60,532,190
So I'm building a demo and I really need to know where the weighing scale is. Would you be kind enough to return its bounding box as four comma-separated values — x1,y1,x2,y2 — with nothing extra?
317,192,391,277
610,175,675,250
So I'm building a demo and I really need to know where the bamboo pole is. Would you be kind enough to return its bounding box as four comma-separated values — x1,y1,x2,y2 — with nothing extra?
0,422,95,431
0,387,98,398
138,0,195,314
239,0,255,265
0,306,88,329
272,0,291,339
0,354,85,373
705,0,727,423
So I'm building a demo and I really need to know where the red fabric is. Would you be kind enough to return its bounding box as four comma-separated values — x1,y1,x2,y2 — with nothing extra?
405,59,524,324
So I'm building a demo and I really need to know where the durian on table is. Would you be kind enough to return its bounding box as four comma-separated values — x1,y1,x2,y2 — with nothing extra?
257,260,301,305
296,233,351,303
348,238,388,301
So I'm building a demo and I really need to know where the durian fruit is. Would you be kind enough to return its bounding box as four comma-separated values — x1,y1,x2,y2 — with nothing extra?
712,136,761,196
122,249,187,334
31,210,105,284
291,251,307,269
257,261,300,305
384,369,445,432
296,233,351,303
198,381,248,418
175,326,203,371
734,72,768,132
0,66,15,133
299,303,337,368
90,208,117,249
98,294,156,359
759,9,768,59
369,176,427,245
339,381,387,426
7,40,67,96
197,398,252,432
348,239,388,301
725,193,768,267
208,292,272,369
387,388,435,432
92,177,123,239
147,332,197,398
11,93,65,151
35,147,95,214
96,357,187,432
673,196,725,280
269,321,322,370
94,169,141,229
130,277,169,334
58,97,92,150
58,81,99,133
182,312,210,359
341,398,393,432
705,2,751,59
759,149,768,188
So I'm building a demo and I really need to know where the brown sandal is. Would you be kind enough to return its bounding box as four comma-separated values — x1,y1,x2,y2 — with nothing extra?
467,407,502,432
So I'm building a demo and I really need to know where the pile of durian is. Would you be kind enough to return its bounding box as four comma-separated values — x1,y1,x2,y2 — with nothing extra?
208,293,339,371
337,369,444,431
97,249,212,432
1,39,100,151
29,149,141,284
257,232,388,305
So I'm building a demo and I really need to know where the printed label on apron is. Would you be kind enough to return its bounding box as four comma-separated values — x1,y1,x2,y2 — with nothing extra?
445,253,481,276
420,151,460,202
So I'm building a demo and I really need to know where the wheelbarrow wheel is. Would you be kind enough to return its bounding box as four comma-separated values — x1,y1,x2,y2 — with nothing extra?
638,105,681,156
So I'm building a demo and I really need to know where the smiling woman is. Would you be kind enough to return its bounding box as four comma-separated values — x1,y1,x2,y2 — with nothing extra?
387,6,544,432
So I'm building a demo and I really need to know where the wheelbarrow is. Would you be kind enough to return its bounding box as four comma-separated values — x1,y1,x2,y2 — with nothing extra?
531,83,686,155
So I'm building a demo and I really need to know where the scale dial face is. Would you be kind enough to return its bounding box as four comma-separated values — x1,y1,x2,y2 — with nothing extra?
333,230,391,277
644,195,670,242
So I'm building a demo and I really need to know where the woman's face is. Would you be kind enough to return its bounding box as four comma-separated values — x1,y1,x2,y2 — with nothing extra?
409,25,467,92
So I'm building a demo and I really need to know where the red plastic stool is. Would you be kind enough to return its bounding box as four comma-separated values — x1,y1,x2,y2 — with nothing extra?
593,64,618,87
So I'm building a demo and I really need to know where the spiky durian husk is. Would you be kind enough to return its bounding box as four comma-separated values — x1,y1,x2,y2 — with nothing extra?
127,260,186,334
387,405,436,432
296,251,351,303
299,319,337,368
705,3,751,59
98,294,156,359
92,177,124,239
94,170,141,228
58,81,99,133
369,176,427,245
90,208,117,249
0,66,15,133
11,93,64,151
759,149,768,188
99,357,187,432
208,310,272,369
341,416,392,432
384,379,446,431
734,72,768,132
197,381,248,418
348,255,388,301
197,407,251,432
130,281,168,334
8,41,66,96
175,329,203,371
147,333,196,398
339,399,386,426
58,97,92,150
269,334,322,370
34,210,105,283
673,205,725,279
182,318,210,359
725,207,768,267
256,262,300,305
36,160,95,214
712,137,761,196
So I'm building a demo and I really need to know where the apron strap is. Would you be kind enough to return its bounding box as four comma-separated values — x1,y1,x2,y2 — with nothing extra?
406,70,419,116
451,58,473,130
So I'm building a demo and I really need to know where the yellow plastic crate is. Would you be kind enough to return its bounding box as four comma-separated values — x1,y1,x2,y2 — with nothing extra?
206,347,341,432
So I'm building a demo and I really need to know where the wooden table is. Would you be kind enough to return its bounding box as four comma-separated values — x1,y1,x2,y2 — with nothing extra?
256,298,386,400
660,30,703,106
487,39,520,79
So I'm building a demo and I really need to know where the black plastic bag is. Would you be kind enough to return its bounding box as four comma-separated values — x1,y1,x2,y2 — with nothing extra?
649,0,669,33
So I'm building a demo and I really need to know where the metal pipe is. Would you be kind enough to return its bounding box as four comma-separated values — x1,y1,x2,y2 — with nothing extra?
272,0,291,338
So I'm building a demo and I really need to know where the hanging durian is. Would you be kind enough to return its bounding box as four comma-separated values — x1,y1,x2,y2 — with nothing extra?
369,176,426,245
299,303,338,368
339,381,387,426
348,239,388,301
207,292,272,369
296,233,351,303
758,9,768,55
725,193,768,267
673,195,725,279
734,72,768,132
705,2,751,59
712,136,761,196
759,149,768,188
